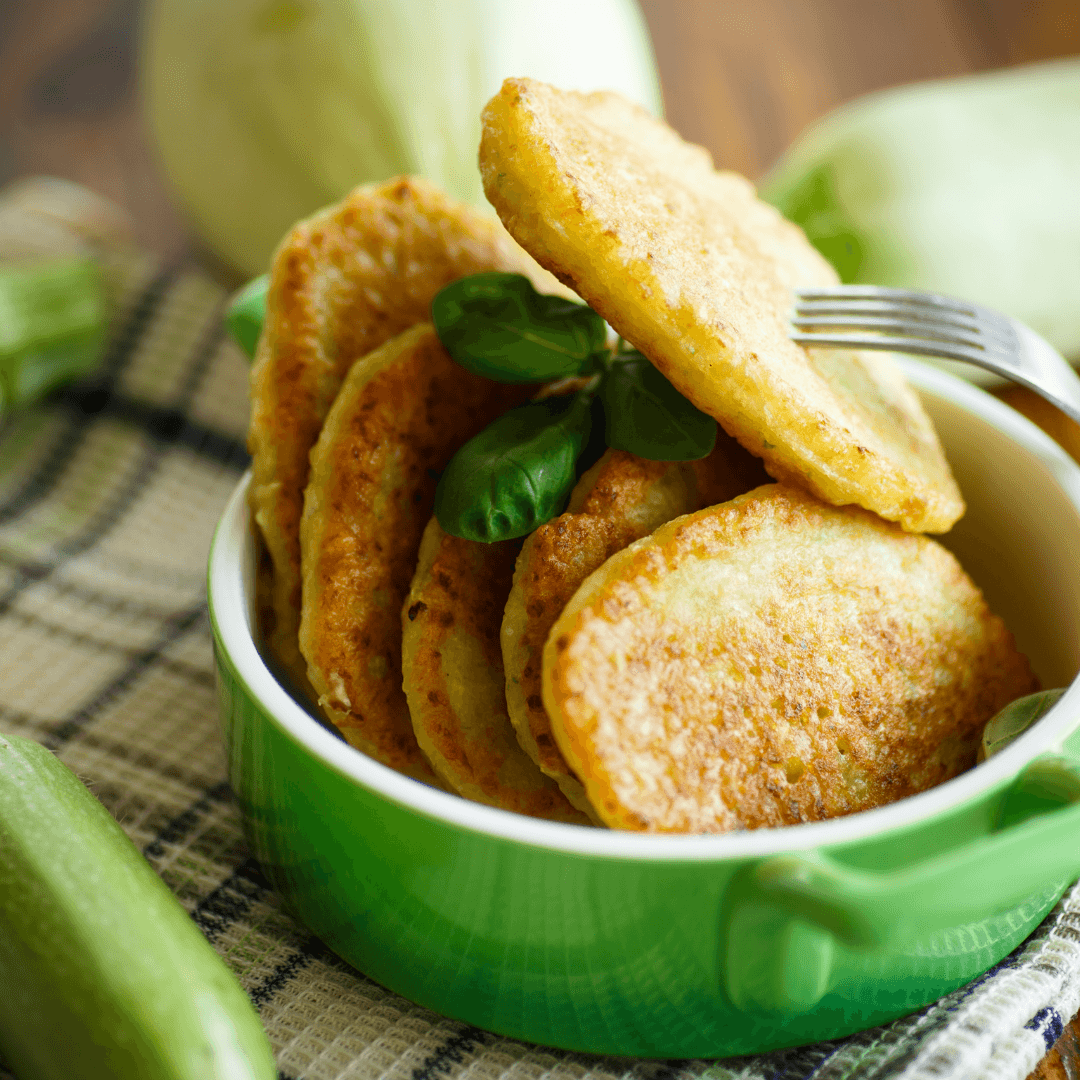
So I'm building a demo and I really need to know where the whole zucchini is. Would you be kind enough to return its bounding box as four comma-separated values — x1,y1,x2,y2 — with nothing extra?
760,58,1080,363
0,732,276,1079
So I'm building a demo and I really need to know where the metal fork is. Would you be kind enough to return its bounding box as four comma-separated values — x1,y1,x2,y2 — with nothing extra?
790,285,1080,427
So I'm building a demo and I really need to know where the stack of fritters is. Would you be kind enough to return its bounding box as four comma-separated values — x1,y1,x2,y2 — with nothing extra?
401,519,590,822
247,81,1036,831
299,325,527,784
502,442,768,817
249,176,560,704
250,177,564,784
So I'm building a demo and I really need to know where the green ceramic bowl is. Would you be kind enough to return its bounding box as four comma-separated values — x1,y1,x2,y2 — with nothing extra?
209,360,1080,1058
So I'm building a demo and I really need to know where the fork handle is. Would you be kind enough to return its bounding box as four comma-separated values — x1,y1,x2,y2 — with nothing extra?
1012,321,1080,430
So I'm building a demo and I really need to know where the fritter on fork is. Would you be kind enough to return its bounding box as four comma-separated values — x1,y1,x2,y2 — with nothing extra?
479,78,964,536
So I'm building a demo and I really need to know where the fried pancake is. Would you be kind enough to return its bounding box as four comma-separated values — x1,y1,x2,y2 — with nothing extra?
299,324,528,782
479,79,964,536
402,518,592,822
502,437,769,814
250,176,558,695
543,484,1037,833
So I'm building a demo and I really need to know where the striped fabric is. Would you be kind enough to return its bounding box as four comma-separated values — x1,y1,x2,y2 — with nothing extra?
1,222,1079,1080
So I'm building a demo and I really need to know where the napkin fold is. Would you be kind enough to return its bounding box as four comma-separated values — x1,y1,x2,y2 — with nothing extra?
1,157,1078,1079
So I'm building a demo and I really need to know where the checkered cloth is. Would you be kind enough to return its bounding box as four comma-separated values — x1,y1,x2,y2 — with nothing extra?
2,182,1079,1080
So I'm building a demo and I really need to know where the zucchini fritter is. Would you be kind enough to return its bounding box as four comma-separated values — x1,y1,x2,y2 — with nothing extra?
249,176,552,695
542,485,1036,833
299,324,527,782
402,519,591,822
503,439,768,814
479,78,964,536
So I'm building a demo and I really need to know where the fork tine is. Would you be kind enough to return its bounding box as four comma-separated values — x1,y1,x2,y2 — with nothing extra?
791,314,997,352
790,286,1080,429
796,287,1017,339
793,297,1017,348
788,332,1012,369
795,286,978,318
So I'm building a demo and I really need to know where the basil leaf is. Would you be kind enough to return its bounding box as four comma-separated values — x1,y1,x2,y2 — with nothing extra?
435,393,593,542
432,272,607,383
225,274,269,360
600,353,717,461
980,688,1066,761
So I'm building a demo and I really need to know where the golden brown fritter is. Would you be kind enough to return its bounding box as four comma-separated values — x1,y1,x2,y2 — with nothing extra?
479,78,964,536
299,324,528,782
542,485,1037,833
249,176,556,695
502,439,768,814
401,518,592,823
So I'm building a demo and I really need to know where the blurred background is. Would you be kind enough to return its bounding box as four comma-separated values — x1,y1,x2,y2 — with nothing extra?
2,0,1077,275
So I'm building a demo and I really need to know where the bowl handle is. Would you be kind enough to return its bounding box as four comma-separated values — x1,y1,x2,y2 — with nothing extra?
719,751,1080,1014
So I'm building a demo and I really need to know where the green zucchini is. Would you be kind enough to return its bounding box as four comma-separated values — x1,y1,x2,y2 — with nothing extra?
0,732,276,1079
0,259,109,416
760,58,1080,363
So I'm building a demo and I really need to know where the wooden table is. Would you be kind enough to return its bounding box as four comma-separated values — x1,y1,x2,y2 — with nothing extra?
2,1,1079,1075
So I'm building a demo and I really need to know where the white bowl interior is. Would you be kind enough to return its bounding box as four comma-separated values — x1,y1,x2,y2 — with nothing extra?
213,359,1080,857
919,386,1080,689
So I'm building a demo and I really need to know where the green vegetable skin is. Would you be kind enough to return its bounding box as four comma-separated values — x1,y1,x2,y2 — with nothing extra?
141,0,662,277
0,733,275,1080
0,260,109,415
760,58,1080,363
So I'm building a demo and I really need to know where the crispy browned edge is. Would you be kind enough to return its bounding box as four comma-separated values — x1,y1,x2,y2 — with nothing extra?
299,323,528,782
543,485,1037,832
401,518,592,823
249,175,558,698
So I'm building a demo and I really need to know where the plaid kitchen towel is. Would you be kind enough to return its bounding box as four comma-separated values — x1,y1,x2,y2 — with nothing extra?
1,180,1079,1080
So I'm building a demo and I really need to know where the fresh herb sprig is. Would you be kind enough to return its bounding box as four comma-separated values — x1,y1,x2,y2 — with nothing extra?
432,273,717,543
431,272,608,383
222,270,718,545
433,392,594,543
